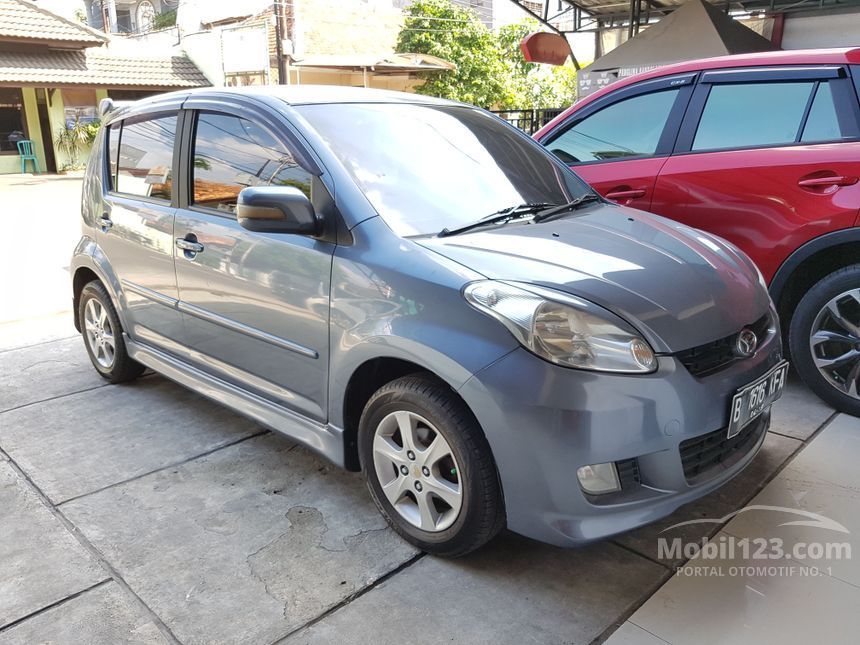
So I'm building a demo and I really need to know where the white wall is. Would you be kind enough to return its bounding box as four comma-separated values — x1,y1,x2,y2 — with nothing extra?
782,10,860,49
181,30,225,85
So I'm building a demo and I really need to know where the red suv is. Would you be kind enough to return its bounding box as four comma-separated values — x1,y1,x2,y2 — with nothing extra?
537,48,860,415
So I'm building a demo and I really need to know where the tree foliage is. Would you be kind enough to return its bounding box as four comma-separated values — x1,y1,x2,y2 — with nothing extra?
396,1,576,109
496,20,577,109
396,0,506,108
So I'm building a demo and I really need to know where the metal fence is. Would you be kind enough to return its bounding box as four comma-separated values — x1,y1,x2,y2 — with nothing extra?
490,108,565,135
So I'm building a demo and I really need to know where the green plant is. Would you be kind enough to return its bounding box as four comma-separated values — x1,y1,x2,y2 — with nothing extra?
396,0,507,108
56,118,100,168
496,19,577,109
151,9,177,30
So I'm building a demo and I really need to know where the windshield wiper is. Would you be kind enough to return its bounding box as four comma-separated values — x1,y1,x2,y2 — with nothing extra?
532,194,602,223
438,202,557,237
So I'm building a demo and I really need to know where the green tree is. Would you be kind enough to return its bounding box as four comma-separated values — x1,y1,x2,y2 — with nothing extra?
496,19,577,109
395,0,507,108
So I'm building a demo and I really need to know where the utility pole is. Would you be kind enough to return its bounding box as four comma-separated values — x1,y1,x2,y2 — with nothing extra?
274,1,287,85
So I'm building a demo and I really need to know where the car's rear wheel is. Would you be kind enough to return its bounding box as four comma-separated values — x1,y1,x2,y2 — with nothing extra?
790,265,860,416
358,374,505,557
79,281,145,383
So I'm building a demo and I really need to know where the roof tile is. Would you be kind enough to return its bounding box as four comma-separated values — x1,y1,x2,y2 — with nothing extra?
0,0,107,45
0,49,210,88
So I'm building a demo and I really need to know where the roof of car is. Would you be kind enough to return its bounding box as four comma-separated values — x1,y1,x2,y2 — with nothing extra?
135,84,461,109
535,47,860,139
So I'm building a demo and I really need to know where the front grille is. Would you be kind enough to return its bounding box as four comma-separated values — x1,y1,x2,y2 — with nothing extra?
679,414,768,483
676,314,771,377
615,457,640,490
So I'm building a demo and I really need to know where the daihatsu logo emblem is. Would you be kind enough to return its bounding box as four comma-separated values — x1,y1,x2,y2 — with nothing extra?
735,329,758,357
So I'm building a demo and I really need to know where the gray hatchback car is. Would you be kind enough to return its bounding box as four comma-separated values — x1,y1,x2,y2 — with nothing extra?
72,86,787,556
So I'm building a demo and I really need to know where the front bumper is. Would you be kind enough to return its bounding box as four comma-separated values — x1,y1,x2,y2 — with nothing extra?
458,325,783,547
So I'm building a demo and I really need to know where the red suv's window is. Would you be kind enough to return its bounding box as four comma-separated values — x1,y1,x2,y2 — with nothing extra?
546,88,680,163
692,82,816,150
800,82,842,142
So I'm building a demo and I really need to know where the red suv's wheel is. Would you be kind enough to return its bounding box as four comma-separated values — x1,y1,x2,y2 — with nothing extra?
790,265,860,416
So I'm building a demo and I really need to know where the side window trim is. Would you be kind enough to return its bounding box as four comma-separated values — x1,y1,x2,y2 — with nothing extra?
541,72,696,165
104,120,121,193
675,67,860,155
795,80,821,142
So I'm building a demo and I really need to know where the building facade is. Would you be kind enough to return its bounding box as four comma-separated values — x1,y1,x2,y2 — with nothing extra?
0,0,208,174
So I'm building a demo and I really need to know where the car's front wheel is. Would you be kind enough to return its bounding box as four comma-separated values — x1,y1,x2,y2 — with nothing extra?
358,375,505,557
790,265,860,416
79,280,145,384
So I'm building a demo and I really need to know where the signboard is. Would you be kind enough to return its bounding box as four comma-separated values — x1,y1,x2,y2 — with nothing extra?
221,25,269,74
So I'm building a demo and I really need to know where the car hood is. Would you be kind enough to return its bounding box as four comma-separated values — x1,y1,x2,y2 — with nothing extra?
416,205,771,353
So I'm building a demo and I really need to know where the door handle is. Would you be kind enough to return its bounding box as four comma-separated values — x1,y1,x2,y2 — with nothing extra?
99,213,112,233
175,237,204,256
797,175,858,189
605,188,646,200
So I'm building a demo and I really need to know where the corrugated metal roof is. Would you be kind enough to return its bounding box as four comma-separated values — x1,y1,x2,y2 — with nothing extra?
0,48,210,88
0,0,108,46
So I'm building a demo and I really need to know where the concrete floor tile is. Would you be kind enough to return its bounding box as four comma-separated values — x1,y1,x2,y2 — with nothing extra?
721,414,860,587
0,582,167,645
0,312,77,353
769,377,834,441
0,461,106,628
770,413,860,488
616,431,802,567
1,376,263,503
605,622,670,645
286,532,667,645
629,529,860,645
0,336,105,412
61,434,418,645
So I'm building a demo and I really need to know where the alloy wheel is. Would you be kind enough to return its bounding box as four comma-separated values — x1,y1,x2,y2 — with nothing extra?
371,410,463,532
84,298,116,369
809,288,860,398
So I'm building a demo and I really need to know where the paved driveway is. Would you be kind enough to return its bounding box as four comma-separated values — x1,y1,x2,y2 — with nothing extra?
0,176,838,644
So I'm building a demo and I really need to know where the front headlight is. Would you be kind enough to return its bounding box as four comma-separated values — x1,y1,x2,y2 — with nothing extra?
464,281,656,373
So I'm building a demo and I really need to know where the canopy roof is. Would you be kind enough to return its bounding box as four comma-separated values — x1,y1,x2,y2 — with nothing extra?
586,0,777,72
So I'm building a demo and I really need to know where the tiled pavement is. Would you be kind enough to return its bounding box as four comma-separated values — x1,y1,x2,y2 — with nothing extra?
0,176,854,644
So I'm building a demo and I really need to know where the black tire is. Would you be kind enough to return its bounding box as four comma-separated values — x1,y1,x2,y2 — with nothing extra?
78,280,145,384
358,374,505,557
789,264,860,416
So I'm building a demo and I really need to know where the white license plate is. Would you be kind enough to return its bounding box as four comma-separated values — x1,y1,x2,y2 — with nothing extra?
727,361,789,439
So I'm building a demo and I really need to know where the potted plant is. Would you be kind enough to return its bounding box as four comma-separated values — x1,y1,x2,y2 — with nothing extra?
55,118,100,173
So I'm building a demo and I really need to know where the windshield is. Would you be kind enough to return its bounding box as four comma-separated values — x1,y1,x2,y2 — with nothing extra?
297,103,591,236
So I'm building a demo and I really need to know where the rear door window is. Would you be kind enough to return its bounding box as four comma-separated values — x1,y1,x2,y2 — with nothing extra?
115,114,177,201
190,111,312,215
800,82,842,142
546,89,680,164
692,82,814,151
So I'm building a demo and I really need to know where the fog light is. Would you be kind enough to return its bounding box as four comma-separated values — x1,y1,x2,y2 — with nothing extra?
577,462,621,495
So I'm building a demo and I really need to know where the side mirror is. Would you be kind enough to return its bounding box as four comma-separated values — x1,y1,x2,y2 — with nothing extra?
236,186,320,235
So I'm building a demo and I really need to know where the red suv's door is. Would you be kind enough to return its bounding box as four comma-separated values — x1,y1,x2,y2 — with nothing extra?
538,74,695,211
652,66,860,282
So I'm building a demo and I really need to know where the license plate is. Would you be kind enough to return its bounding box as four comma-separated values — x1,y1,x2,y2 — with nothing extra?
727,361,789,439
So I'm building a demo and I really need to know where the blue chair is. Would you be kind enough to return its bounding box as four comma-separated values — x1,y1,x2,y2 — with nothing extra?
16,139,39,174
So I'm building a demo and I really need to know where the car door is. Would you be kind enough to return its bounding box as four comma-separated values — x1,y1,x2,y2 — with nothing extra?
100,107,184,350
538,73,695,210
652,66,860,282
173,101,335,422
